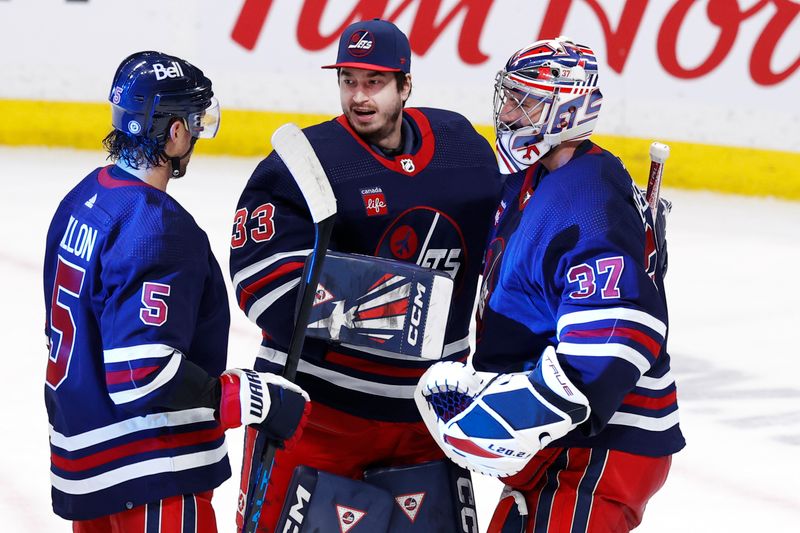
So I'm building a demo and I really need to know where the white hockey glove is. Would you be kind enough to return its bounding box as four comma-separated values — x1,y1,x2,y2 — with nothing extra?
219,369,310,443
415,347,590,477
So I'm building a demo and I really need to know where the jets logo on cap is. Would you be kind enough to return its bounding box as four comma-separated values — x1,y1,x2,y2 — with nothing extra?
347,30,374,57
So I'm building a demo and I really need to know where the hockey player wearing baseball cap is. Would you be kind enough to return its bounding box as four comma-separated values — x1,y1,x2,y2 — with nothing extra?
323,19,414,155
232,18,503,533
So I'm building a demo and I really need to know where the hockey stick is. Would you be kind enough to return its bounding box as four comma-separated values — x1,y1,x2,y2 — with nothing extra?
243,123,337,533
646,142,670,228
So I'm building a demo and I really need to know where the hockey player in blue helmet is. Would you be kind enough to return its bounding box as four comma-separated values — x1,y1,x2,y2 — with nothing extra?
417,37,684,532
104,50,221,178
43,51,310,531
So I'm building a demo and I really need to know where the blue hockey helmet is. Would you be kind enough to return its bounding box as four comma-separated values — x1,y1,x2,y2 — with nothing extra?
109,51,220,143
493,37,602,174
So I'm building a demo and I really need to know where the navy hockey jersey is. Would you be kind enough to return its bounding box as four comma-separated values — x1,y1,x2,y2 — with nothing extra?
43,166,231,520
473,142,685,457
230,108,501,422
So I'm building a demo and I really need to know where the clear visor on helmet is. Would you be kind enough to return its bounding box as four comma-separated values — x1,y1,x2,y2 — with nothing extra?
187,97,220,139
493,72,553,135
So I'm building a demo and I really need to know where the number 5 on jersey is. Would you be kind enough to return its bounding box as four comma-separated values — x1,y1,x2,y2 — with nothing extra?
140,282,171,326
47,256,86,389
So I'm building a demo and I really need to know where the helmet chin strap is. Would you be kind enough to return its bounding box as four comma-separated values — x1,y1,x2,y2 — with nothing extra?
169,136,198,179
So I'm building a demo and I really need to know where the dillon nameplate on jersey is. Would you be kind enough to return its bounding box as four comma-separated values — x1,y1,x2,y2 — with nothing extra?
304,251,453,359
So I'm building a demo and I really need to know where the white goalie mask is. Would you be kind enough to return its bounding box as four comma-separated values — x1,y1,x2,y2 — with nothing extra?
493,37,603,174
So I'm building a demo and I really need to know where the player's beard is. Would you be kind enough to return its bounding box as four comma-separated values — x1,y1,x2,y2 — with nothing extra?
347,100,403,149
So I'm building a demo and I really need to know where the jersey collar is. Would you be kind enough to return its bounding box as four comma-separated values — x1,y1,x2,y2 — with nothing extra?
336,108,435,176
97,165,156,189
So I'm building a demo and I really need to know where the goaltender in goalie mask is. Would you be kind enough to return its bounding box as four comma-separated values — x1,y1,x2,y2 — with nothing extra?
494,37,603,174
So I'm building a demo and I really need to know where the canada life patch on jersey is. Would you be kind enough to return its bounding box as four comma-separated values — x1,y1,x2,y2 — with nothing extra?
361,187,388,216
347,30,374,57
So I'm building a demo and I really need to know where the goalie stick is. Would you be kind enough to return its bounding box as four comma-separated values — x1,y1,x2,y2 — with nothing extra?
646,142,670,229
243,123,337,533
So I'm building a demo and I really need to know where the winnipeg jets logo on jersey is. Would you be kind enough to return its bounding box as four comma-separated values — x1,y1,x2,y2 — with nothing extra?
377,207,466,289
347,31,374,57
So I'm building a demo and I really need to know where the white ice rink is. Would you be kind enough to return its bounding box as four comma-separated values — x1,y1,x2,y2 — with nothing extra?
2,147,799,532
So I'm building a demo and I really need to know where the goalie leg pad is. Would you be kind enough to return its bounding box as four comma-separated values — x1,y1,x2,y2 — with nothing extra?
276,465,394,533
363,460,479,533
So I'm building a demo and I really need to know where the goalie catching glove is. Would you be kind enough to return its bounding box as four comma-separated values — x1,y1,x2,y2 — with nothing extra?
219,369,310,445
414,347,590,477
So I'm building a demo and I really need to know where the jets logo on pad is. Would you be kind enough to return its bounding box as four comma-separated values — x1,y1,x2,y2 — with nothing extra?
395,493,426,523
336,505,366,532
314,284,334,306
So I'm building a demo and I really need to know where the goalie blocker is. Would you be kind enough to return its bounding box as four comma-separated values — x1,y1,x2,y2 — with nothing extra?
304,251,454,359
276,461,478,532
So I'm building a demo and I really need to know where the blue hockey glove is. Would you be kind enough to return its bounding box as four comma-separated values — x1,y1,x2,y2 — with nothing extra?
415,347,590,477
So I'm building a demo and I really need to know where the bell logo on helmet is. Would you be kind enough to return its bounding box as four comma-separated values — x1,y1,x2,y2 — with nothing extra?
153,61,185,81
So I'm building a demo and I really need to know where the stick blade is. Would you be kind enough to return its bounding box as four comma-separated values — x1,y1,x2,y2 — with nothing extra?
271,123,337,222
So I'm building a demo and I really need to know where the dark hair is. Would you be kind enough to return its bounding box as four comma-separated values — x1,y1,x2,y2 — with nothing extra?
102,118,179,169
394,72,412,105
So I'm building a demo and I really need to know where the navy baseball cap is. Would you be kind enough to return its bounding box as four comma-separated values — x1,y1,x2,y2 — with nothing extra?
322,19,411,73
